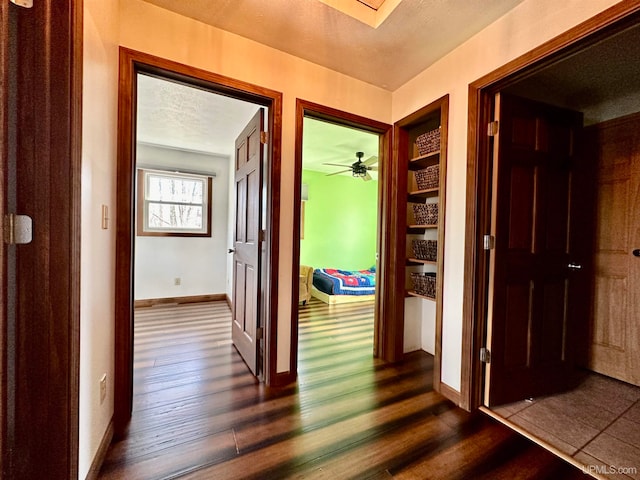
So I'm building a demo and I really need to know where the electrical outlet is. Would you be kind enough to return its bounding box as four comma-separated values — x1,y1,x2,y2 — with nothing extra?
99,374,107,404
174,277,181,286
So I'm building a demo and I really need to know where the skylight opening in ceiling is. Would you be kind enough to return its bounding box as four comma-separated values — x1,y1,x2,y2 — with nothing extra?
358,0,386,11
317,0,402,28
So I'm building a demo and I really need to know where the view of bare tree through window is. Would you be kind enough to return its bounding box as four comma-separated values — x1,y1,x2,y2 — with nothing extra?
141,170,211,235
148,173,203,229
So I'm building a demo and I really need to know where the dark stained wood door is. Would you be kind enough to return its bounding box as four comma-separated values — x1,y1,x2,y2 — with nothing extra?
2,1,81,478
485,94,585,406
232,109,264,375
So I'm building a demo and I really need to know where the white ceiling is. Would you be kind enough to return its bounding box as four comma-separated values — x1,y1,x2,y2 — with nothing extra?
141,0,525,90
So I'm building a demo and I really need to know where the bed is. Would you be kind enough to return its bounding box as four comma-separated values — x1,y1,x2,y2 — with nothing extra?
311,267,376,304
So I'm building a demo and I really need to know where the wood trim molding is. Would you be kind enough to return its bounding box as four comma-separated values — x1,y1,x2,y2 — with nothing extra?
291,99,393,375
461,2,640,411
134,294,227,309
85,419,114,480
438,382,461,407
115,47,283,436
434,96,449,393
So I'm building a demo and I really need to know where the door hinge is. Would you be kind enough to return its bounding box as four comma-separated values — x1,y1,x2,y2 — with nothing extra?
4,214,33,245
10,0,33,7
480,347,491,364
256,327,264,340
487,121,499,137
260,131,268,144
259,230,266,243
483,234,495,250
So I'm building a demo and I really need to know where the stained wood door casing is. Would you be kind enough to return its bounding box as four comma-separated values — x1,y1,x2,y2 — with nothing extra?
485,94,585,407
232,109,264,375
588,114,640,386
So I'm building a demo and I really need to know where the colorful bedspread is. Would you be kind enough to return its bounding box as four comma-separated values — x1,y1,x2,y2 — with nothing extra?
314,268,376,296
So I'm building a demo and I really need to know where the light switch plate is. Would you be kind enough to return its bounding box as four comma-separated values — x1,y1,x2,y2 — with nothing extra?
101,205,109,230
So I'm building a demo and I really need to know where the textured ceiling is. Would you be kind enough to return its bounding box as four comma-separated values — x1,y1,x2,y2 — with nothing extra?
141,0,525,90
505,22,640,125
137,74,379,176
136,74,259,156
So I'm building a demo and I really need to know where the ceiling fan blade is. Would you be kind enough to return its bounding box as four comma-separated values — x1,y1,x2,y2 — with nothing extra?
363,172,373,181
367,166,378,171
363,156,378,166
322,162,351,168
326,169,351,176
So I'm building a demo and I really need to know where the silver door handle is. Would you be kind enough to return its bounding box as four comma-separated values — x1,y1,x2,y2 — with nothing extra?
568,262,582,270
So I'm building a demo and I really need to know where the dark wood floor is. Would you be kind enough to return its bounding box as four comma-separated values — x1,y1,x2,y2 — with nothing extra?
98,299,585,479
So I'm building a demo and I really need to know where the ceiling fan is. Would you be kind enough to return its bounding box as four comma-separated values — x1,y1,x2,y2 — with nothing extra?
323,151,378,181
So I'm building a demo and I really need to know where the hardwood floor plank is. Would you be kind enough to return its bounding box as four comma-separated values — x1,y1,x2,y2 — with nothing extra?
99,300,581,480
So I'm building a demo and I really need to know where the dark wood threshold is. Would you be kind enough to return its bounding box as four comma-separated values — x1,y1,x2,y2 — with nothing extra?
480,407,590,476
134,294,226,309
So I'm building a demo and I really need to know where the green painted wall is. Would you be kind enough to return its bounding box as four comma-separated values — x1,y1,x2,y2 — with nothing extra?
300,170,378,271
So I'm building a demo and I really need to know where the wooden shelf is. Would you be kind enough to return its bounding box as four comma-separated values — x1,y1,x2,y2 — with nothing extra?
407,224,437,232
397,95,448,345
407,258,437,265
406,290,436,301
408,151,440,170
408,188,438,200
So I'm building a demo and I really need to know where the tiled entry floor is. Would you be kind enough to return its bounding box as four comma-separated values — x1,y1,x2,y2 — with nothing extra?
486,372,640,480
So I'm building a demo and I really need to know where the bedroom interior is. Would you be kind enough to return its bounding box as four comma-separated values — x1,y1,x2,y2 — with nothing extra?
133,74,260,309
299,117,381,307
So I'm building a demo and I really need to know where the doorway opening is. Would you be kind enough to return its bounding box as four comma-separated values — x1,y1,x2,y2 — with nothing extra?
297,116,381,379
290,100,394,379
115,48,282,435
132,73,266,384
466,7,640,474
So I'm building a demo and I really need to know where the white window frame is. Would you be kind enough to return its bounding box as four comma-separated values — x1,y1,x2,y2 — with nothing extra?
137,169,212,237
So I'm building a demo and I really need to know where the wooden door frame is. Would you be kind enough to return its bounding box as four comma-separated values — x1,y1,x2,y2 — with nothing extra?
462,3,640,411
1,1,82,478
114,48,282,435
290,99,397,375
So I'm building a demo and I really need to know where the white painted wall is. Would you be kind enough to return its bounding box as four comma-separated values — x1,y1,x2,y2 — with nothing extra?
392,0,622,392
134,144,231,300
79,0,119,478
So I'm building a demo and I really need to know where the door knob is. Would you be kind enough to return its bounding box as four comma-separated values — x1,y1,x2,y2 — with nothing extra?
228,248,235,254
567,262,582,270
633,249,640,257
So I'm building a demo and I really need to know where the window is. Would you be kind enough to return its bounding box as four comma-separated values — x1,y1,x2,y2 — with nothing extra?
137,169,212,237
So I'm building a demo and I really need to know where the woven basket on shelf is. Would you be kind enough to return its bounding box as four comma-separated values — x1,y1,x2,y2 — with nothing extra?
411,240,437,261
414,164,439,190
411,203,438,225
410,272,437,298
415,127,441,156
